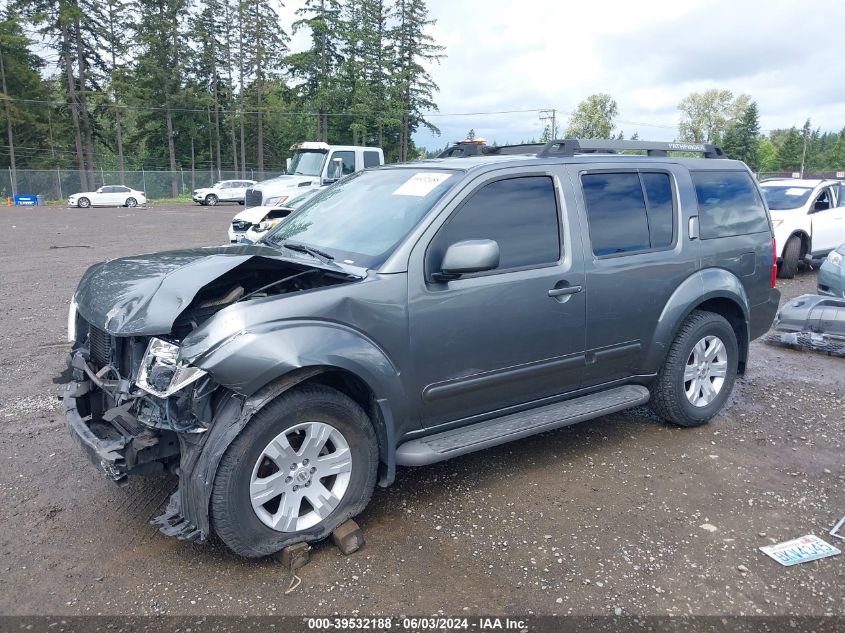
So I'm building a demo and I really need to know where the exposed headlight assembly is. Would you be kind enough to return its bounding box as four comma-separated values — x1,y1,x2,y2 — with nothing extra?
264,195,288,206
136,337,207,398
828,250,843,267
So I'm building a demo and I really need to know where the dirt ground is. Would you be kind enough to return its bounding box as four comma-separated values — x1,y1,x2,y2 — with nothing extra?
0,203,842,617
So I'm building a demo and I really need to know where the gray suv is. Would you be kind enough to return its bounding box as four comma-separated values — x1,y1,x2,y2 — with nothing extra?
62,139,780,557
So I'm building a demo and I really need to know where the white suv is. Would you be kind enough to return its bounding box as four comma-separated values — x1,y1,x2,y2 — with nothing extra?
192,180,256,206
760,179,845,278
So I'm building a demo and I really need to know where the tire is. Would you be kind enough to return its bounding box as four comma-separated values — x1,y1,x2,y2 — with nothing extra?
78,197,90,208
125,197,137,208
211,385,378,558
778,235,801,279
205,194,218,206
651,310,738,428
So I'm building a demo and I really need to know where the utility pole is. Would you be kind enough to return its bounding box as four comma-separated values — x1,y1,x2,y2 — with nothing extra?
799,125,809,179
539,109,558,141
0,47,17,197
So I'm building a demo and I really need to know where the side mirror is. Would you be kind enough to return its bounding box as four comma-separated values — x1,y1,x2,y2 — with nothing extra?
433,239,500,281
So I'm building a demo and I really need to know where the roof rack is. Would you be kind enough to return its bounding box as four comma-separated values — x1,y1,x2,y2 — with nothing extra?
537,139,726,159
481,143,545,156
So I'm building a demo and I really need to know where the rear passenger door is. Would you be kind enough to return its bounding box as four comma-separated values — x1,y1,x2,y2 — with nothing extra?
569,164,697,384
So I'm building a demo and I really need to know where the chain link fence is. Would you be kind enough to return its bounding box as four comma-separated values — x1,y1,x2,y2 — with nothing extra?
0,168,286,202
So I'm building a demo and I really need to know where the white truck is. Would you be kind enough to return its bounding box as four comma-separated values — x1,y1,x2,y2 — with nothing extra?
244,142,385,208
760,179,845,278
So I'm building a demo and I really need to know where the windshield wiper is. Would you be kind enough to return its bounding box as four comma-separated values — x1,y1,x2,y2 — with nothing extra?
281,241,334,263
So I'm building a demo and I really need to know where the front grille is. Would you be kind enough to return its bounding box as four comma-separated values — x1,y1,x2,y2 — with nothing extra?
88,325,114,369
244,189,263,208
231,219,253,232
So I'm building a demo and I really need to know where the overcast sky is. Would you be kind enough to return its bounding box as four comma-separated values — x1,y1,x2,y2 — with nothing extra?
283,0,843,151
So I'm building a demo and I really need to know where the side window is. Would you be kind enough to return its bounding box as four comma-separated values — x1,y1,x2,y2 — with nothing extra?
813,188,831,211
115,186,129,193
581,172,676,256
691,171,769,239
330,151,356,176
363,151,381,168
101,186,115,193
431,176,560,272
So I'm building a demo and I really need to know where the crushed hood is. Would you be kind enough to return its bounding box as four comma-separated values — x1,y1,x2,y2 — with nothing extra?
74,244,361,336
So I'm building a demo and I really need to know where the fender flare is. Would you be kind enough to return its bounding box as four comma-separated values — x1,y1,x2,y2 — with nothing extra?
641,268,751,375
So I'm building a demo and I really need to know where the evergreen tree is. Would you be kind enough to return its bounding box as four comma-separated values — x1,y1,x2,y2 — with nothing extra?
393,0,444,161
776,127,803,172
721,101,760,170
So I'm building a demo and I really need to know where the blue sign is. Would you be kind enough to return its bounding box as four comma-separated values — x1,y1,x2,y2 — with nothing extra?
14,194,38,206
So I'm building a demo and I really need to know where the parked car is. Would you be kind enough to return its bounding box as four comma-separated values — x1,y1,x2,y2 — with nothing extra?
192,180,256,206
61,139,779,558
68,186,146,208
244,142,384,208
759,178,845,278
818,243,845,297
228,189,322,244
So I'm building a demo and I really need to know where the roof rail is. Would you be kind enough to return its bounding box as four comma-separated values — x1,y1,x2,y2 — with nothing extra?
481,143,545,156
537,139,726,159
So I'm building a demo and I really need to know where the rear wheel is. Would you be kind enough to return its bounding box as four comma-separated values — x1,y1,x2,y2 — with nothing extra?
125,197,137,208
78,197,90,208
205,194,218,206
778,235,801,279
211,385,378,558
652,310,738,427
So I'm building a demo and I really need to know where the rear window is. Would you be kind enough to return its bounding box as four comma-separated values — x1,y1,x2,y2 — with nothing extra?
581,172,676,256
363,151,381,168
692,171,769,239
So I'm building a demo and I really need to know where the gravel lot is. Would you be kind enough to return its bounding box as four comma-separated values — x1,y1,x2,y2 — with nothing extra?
0,203,842,617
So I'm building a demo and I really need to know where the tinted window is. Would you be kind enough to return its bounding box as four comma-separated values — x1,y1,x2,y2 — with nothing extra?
432,176,560,271
692,171,769,239
582,173,651,256
330,151,356,176
115,186,130,193
363,151,381,168
100,186,115,193
641,173,674,248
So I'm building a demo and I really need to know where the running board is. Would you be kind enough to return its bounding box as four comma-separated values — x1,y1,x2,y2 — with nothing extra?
396,385,650,466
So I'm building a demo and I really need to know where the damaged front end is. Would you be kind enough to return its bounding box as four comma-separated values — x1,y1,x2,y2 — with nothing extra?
765,294,845,357
61,246,362,539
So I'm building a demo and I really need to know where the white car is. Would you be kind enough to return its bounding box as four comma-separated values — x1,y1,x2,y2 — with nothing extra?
760,179,845,278
68,185,146,208
192,179,256,206
228,189,322,243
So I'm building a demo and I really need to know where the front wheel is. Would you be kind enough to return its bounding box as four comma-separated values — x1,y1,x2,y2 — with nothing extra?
778,235,801,279
77,197,90,208
205,194,218,206
651,310,738,427
211,385,378,558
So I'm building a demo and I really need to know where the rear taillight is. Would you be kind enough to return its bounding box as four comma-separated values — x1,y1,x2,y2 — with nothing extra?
771,237,777,288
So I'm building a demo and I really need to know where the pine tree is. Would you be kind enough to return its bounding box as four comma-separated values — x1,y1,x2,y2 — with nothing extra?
392,0,443,161
776,127,803,172
721,101,760,170
289,0,344,142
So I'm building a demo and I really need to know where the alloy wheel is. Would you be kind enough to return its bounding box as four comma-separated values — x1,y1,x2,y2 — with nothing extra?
249,421,353,532
684,335,728,407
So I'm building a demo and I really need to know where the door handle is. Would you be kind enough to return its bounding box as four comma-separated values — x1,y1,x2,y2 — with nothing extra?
548,285,582,297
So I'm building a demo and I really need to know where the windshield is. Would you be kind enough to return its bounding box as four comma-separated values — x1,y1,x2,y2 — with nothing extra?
761,186,813,210
288,150,327,176
265,169,458,267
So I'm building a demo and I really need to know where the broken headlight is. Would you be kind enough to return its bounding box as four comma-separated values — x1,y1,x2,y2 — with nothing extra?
827,250,843,267
136,337,207,398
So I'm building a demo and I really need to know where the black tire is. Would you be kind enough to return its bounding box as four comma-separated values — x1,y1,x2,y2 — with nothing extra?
125,197,137,208
651,310,738,428
205,194,218,206
78,197,90,208
211,385,378,558
778,235,801,279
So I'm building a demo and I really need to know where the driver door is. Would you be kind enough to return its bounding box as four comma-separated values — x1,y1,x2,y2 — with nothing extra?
811,186,845,254
407,169,587,429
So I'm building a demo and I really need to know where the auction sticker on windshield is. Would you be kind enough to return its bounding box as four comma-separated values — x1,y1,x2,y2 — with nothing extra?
393,172,452,197
759,535,841,566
